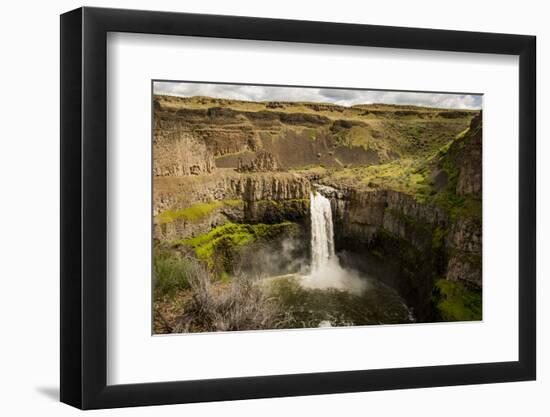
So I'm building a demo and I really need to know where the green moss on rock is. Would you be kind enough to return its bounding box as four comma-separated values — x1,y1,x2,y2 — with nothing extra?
176,222,299,276
157,199,243,225
434,279,482,321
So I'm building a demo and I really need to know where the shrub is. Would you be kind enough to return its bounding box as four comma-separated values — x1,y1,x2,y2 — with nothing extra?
153,248,195,297
175,267,284,332
435,279,482,321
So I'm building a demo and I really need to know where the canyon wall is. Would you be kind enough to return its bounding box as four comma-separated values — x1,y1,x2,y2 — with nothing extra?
154,113,216,177
154,171,310,242
317,114,482,320
154,95,474,171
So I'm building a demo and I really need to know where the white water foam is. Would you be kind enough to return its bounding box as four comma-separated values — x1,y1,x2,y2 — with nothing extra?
301,191,368,294
310,191,335,272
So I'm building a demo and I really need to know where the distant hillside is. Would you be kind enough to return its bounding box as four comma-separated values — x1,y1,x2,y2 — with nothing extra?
153,94,477,175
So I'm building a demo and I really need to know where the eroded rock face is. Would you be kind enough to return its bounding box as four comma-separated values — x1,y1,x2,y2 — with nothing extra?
240,174,310,202
315,186,446,320
446,218,482,287
236,151,281,173
239,173,311,223
328,185,482,287
319,188,446,249
457,114,482,198
154,172,311,241
158,205,244,243
447,217,482,254
312,184,481,321
446,256,481,287
154,120,216,177
443,114,482,287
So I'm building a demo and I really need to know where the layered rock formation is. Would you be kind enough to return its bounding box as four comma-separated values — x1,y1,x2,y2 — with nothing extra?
154,94,475,170
446,217,482,287
443,114,482,288
236,151,281,173
456,115,482,197
154,115,216,176
154,171,310,241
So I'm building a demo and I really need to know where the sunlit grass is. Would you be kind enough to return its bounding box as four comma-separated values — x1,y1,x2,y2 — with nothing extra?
156,199,242,225
175,222,297,268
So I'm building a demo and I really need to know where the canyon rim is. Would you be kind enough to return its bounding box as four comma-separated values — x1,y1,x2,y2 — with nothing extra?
152,81,482,334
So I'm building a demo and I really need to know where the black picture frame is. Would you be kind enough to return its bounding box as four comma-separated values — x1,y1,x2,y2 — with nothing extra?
60,6,536,410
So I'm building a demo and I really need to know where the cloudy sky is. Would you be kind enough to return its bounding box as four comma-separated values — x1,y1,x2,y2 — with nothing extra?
154,81,482,110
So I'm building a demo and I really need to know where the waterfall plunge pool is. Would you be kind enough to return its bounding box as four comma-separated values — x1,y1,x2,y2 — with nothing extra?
261,190,414,329
264,273,414,328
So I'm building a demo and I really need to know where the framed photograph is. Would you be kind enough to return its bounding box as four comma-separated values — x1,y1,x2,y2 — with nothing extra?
60,6,536,409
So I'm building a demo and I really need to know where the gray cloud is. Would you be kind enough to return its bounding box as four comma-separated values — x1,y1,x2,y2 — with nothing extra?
154,81,482,110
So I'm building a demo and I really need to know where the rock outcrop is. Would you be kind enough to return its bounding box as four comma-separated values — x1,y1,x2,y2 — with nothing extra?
154,171,310,241
456,113,482,198
445,217,482,287
154,118,215,177
236,151,281,173
317,186,446,248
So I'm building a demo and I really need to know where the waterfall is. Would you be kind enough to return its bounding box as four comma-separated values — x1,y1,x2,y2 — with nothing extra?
310,191,335,272
303,190,367,295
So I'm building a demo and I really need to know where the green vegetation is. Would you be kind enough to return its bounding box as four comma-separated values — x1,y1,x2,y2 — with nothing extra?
328,159,432,200
291,165,328,174
425,128,481,222
157,199,242,225
428,138,462,207
408,124,425,138
455,127,470,141
341,126,370,148
435,279,482,321
306,128,318,140
435,136,455,157
153,246,194,297
431,226,447,250
253,198,309,207
176,222,298,273
175,266,283,333
444,198,482,222
327,125,480,221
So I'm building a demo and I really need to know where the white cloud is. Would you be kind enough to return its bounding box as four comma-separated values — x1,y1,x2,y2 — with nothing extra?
154,81,482,110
